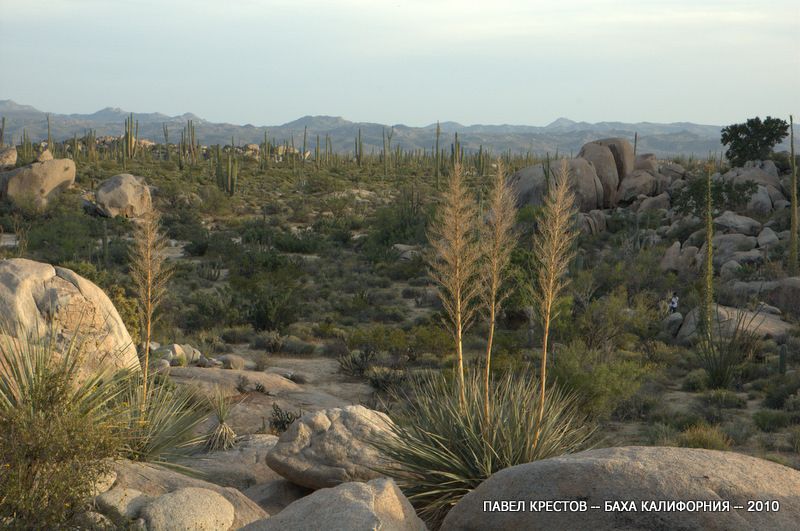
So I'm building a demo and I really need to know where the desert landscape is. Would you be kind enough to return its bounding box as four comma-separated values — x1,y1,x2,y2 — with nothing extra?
0,1,799,530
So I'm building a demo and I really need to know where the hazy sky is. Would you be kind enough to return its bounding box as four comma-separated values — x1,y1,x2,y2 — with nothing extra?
1,0,798,126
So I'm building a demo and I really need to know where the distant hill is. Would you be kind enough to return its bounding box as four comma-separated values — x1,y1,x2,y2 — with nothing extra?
0,100,793,157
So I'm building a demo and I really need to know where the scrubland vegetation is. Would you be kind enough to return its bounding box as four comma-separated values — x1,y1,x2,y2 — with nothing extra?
0,113,798,528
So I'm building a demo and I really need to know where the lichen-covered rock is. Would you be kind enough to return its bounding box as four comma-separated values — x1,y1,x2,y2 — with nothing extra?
577,142,619,207
95,487,152,522
713,211,761,236
441,446,800,531
0,258,138,378
95,173,152,218
618,169,657,202
0,146,17,169
242,479,426,531
265,405,392,490
140,488,235,531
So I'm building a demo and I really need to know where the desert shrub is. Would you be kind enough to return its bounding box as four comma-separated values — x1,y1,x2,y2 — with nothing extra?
0,334,124,528
752,409,793,432
676,424,732,450
784,393,800,412
281,336,316,356
366,366,406,392
221,325,255,344
322,339,350,358
788,427,800,453
644,423,676,445
551,340,653,419
762,374,800,409
682,369,709,391
235,375,250,393
348,325,408,355
251,330,284,353
613,390,660,421
269,403,302,434
338,347,377,377
722,419,756,446
376,371,594,527
702,389,747,409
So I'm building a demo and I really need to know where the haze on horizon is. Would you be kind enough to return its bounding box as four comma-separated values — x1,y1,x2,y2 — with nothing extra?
1,0,798,128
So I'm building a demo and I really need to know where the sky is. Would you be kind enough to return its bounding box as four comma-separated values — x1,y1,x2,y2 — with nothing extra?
1,0,798,127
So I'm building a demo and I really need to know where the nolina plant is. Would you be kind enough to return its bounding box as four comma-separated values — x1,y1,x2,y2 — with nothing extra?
427,162,481,409
480,160,517,419
530,160,577,448
205,386,237,452
129,209,173,408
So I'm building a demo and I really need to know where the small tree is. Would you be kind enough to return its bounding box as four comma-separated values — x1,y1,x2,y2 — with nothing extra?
530,160,577,447
720,116,789,167
129,210,173,406
480,160,517,419
427,162,481,409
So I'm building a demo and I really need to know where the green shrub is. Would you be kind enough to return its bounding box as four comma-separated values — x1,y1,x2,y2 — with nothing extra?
551,341,653,419
788,427,800,453
682,369,709,391
701,389,747,409
366,366,406,392
281,336,316,356
676,424,732,450
752,409,793,432
0,334,125,529
721,419,755,446
763,374,800,409
644,423,676,445
338,347,377,377
221,325,255,344
251,330,284,353
377,371,594,527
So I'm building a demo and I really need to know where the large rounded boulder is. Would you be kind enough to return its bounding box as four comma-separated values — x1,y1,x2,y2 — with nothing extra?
0,258,138,377
592,137,635,181
242,479,426,531
0,158,75,208
510,158,603,213
265,405,393,490
0,146,17,169
95,173,152,218
441,446,800,531
577,142,619,207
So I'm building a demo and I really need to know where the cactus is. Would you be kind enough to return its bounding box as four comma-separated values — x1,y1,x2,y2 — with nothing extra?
20,129,33,162
197,260,222,282
0,116,5,147
779,344,787,375
46,114,53,155
162,123,170,161
302,126,307,164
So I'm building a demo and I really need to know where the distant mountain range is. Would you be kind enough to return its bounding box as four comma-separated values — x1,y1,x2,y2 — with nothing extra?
0,100,794,157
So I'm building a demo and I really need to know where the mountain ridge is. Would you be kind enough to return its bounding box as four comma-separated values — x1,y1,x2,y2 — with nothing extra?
1,99,791,157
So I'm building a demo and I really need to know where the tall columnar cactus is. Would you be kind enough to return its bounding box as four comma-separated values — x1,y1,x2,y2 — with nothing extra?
86,129,97,161
162,123,170,161
71,133,79,161
302,126,308,164
124,112,138,162
46,114,53,154
702,163,715,334
434,121,441,188
21,129,33,162
0,116,5,147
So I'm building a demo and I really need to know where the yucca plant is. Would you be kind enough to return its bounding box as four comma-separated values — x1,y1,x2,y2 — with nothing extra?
205,386,236,452
119,371,209,462
375,370,594,528
0,331,128,528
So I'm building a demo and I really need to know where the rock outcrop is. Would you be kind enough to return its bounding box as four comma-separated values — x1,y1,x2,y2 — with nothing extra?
95,173,153,218
242,479,426,531
0,258,138,377
0,157,75,208
265,405,393,490
441,446,800,531
510,158,603,212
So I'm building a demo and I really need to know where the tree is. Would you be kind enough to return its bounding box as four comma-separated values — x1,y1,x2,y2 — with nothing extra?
428,162,481,410
720,116,789,167
672,177,756,218
480,160,517,419
129,210,173,406
530,160,577,447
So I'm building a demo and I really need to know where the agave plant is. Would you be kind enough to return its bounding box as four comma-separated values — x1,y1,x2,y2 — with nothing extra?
375,370,595,528
205,386,236,452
